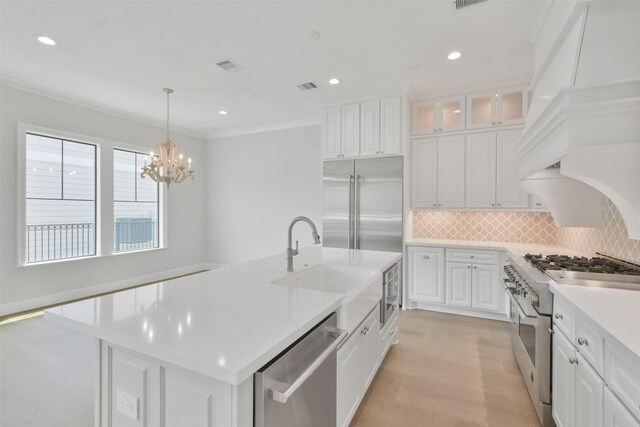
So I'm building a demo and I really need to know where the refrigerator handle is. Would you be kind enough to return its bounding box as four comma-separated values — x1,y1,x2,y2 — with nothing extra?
348,175,354,249
354,174,360,249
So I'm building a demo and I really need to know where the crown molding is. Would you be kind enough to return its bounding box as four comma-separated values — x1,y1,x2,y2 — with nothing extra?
205,116,320,141
1,75,207,140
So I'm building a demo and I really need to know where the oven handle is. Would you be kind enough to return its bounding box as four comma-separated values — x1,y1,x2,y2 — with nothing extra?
504,287,538,320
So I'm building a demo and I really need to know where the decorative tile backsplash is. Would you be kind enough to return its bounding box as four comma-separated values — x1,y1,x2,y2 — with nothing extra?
412,210,557,244
412,198,640,264
556,198,640,264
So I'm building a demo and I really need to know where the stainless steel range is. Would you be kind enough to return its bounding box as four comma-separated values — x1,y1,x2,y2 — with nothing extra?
504,252,640,427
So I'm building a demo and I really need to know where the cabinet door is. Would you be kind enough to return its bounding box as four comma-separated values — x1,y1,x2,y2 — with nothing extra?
322,107,341,159
360,100,381,157
360,307,381,391
553,330,577,427
496,130,528,208
497,87,527,126
465,132,497,208
380,97,402,155
467,91,497,129
575,353,604,427
411,138,438,208
471,264,502,312
411,99,439,135
408,247,445,304
337,333,361,427
604,387,640,427
446,262,472,307
440,96,465,132
437,135,466,208
341,103,360,158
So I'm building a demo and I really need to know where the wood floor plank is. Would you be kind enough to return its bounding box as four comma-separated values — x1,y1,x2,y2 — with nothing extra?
350,309,541,427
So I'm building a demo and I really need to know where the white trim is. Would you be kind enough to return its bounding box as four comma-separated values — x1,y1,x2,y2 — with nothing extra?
1,75,206,139
405,301,509,322
0,263,212,317
205,117,320,140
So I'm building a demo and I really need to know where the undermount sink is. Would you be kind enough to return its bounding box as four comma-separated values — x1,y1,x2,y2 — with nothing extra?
547,270,640,291
272,264,383,334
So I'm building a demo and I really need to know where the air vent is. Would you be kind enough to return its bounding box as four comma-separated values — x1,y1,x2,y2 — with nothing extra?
455,0,487,9
297,82,319,91
216,59,244,73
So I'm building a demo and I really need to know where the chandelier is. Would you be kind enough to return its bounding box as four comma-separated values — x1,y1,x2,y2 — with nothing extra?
140,88,194,187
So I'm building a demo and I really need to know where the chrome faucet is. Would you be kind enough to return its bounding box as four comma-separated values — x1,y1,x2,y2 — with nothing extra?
286,216,321,272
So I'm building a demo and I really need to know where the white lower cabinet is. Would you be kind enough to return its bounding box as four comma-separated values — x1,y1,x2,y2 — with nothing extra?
471,264,501,312
575,352,604,427
407,246,445,304
337,305,388,427
446,262,472,307
553,330,576,427
604,388,640,427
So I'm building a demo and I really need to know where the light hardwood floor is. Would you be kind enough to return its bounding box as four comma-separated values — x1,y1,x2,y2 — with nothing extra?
350,309,542,427
1,309,541,427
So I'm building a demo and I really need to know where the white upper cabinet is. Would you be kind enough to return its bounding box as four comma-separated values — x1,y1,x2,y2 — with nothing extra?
411,96,465,136
379,97,402,155
466,132,497,208
341,103,361,158
467,87,528,129
323,96,401,160
411,138,438,208
322,107,342,159
496,130,528,208
360,100,380,157
437,135,466,208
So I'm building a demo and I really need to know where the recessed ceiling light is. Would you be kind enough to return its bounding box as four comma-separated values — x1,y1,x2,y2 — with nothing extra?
328,78,341,85
453,109,461,114
218,110,228,115
447,51,461,60
35,35,56,46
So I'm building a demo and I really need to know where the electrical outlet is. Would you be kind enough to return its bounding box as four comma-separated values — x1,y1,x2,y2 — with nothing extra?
116,389,139,420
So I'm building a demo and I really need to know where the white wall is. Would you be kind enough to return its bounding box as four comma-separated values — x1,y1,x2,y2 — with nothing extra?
206,125,322,266
0,85,208,315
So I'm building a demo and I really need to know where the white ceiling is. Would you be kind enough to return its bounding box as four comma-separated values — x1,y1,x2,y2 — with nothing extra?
1,1,549,139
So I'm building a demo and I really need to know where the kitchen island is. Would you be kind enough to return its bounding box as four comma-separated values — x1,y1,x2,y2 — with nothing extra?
45,247,401,427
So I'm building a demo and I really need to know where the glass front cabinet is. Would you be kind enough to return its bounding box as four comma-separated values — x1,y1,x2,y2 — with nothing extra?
466,87,528,129
411,96,465,135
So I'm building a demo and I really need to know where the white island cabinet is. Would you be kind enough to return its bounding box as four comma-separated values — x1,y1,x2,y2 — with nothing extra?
45,247,401,427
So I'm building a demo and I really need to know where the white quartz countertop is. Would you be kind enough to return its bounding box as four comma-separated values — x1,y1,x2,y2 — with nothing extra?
405,237,590,258
550,282,640,359
45,247,401,385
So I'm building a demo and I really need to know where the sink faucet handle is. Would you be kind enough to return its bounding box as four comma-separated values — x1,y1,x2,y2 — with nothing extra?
294,240,299,255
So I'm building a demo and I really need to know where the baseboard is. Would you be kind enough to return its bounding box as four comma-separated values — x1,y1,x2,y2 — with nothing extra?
407,301,509,322
0,263,212,318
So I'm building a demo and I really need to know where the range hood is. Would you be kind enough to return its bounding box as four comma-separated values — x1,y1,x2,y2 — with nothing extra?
516,1,640,239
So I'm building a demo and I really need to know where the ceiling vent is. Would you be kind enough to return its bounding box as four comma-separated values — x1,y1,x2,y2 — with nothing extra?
216,59,244,73
297,82,319,91
455,0,487,9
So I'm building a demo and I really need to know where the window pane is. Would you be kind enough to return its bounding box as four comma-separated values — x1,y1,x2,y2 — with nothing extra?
114,150,136,201
136,154,157,202
25,134,96,263
63,141,95,200
26,134,62,199
114,149,160,253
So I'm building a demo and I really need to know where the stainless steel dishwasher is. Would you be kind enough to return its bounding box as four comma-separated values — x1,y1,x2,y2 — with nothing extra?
254,313,347,427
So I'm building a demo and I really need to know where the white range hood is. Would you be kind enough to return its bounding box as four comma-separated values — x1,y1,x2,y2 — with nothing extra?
515,1,640,239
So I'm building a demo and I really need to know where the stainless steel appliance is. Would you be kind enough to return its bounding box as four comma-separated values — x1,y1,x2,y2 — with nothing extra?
254,313,347,427
322,156,403,253
504,252,640,427
381,261,400,327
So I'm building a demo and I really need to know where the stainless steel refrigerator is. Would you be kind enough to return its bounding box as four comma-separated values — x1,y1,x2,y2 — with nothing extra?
322,156,403,253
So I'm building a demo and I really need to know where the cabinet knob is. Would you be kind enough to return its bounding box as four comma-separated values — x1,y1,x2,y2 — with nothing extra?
433,128,438,133
423,255,430,260
491,203,495,206
569,357,578,365
492,122,496,126
470,255,474,259
497,204,501,207
473,266,477,269
433,204,437,207
498,121,502,125
554,313,563,319
439,128,442,131
380,150,384,154
577,337,589,346
467,265,471,269
536,203,542,206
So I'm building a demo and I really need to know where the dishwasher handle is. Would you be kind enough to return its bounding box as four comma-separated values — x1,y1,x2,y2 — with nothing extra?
270,328,348,404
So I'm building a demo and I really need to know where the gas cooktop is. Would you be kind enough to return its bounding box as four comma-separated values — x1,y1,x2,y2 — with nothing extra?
523,254,640,276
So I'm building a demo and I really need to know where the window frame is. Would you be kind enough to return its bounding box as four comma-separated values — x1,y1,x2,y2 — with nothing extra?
17,123,167,267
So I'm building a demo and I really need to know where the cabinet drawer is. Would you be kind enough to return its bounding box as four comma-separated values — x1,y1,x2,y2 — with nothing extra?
575,314,605,376
553,296,576,343
446,248,500,265
605,342,640,422
380,318,397,359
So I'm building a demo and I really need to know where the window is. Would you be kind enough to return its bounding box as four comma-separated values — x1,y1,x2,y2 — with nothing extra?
113,149,160,252
25,133,97,263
